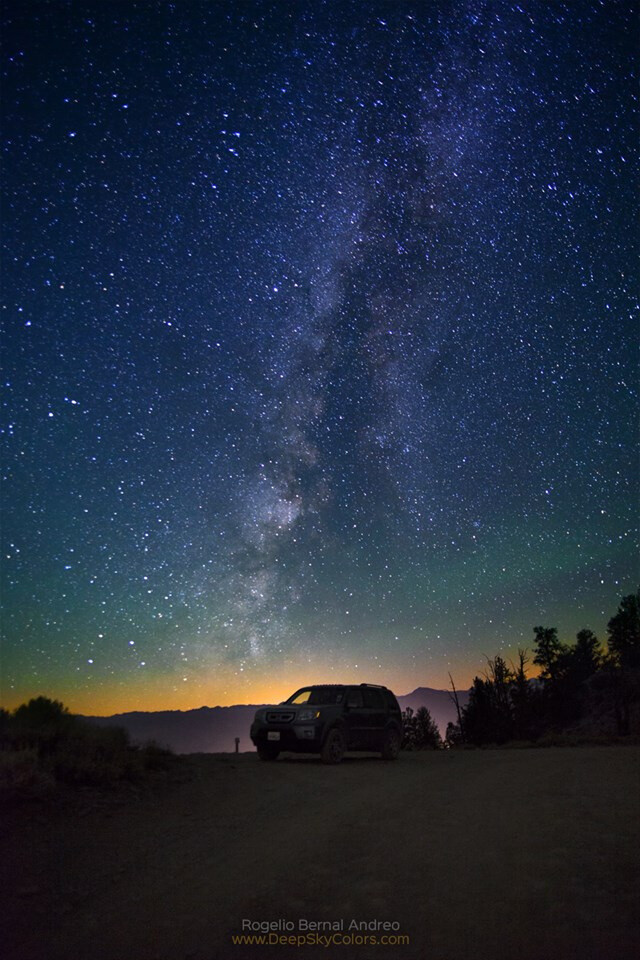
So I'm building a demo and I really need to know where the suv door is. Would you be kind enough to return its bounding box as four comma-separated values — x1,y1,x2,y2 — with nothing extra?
361,687,386,749
343,688,367,749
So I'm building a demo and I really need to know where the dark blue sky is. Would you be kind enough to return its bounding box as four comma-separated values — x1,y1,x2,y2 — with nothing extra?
1,0,637,712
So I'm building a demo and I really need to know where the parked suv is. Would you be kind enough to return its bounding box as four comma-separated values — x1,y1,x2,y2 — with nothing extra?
250,683,402,763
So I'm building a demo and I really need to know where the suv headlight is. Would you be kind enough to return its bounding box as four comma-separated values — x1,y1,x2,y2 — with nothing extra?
297,709,321,722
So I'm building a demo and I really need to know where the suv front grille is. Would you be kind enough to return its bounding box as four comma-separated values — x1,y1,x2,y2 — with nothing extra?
266,711,295,723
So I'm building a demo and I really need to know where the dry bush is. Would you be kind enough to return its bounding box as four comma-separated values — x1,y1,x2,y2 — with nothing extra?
0,698,180,798
0,748,56,798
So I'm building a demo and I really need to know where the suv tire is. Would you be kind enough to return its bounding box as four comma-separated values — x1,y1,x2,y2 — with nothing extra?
257,744,280,761
321,727,345,764
381,727,400,761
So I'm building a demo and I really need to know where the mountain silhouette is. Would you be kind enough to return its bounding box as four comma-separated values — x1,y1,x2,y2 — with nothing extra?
397,687,470,735
83,686,470,753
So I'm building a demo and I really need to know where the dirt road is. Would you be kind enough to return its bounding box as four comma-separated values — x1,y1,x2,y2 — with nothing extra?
3,747,639,960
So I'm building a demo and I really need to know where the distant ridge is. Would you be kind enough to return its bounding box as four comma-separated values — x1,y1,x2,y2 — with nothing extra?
83,685,470,753
83,704,266,754
396,687,470,737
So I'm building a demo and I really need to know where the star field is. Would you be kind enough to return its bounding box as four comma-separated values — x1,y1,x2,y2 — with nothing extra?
1,0,637,713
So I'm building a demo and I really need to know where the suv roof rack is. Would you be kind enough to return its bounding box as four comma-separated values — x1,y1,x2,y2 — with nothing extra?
359,683,387,689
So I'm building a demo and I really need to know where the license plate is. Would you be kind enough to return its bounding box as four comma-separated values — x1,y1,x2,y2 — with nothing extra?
267,731,280,741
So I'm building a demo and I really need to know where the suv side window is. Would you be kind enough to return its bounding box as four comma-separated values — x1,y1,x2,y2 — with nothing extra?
346,689,363,708
289,690,311,704
383,689,400,712
362,688,384,709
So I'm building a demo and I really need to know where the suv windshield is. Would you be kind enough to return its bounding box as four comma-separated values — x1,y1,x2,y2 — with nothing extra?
285,686,345,705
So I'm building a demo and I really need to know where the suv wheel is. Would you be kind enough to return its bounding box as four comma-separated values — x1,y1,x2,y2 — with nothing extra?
381,727,400,761
257,745,280,761
321,727,345,764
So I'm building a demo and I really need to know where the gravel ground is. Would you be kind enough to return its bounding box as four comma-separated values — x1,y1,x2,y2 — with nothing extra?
2,746,639,960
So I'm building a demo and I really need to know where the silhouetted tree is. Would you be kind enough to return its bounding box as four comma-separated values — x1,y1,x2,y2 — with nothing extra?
607,591,640,670
532,627,578,728
460,656,522,745
460,677,497,745
552,629,604,726
402,706,441,749
532,627,567,682
11,697,73,754
0,708,13,755
587,591,640,735
461,628,606,744
572,629,602,681
414,706,442,749
586,660,634,736
13,696,69,727
509,649,539,740
447,672,465,742
401,706,417,749
440,592,639,746
485,654,513,706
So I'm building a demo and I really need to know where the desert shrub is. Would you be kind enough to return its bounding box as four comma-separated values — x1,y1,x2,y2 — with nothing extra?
0,748,56,798
49,721,140,785
0,698,179,793
9,696,76,755
141,740,175,771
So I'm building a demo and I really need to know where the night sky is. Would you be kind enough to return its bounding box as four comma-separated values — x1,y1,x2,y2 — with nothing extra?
1,1,637,715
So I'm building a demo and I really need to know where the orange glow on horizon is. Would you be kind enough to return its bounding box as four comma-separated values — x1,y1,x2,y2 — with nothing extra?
0,651,533,716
